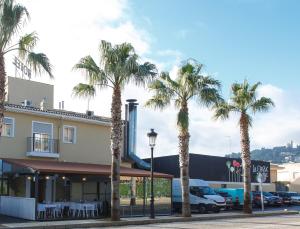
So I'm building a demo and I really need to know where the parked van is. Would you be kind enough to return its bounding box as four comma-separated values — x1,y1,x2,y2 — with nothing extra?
172,179,226,213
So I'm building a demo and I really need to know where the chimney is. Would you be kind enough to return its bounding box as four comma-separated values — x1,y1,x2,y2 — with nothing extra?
58,101,65,110
126,99,138,157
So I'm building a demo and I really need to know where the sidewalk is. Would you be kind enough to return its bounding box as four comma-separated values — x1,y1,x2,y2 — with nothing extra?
0,210,298,229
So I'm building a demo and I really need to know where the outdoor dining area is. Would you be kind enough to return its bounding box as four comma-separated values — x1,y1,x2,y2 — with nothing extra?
37,201,104,219
0,158,172,221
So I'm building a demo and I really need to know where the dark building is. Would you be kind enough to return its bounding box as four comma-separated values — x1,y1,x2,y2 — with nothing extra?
146,154,271,190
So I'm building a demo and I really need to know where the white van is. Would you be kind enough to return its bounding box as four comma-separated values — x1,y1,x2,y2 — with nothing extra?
172,178,226,213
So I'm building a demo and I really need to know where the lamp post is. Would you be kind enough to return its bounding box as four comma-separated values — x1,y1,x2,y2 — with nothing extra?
147,128,157,219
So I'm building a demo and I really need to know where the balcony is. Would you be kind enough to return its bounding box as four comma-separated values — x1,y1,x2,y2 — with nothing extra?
26,137,59,158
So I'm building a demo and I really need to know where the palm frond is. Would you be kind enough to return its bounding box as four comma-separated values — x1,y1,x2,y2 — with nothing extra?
26,52,53,78
213,102,234,121
144,95,170,110
134,62,157,86
251,97,274,113
18,32,38,58
73,55,107,86
0,0,29,50
73,83,96,98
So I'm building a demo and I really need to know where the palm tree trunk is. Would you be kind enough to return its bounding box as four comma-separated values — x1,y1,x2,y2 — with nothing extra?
110,85,122,221
0,52,6,138
240,112,252,214
178,101,191,217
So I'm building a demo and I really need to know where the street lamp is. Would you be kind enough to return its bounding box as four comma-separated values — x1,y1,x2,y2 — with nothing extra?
147,128,157,219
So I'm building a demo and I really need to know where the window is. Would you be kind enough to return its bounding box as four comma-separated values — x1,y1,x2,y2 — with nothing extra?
63,126,76,144
2,117,14,137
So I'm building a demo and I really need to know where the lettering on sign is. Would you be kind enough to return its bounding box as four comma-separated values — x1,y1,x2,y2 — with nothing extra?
13,56,31,79
252,165,269,174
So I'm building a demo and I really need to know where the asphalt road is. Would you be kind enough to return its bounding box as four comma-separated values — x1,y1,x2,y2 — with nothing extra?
90,215,300,229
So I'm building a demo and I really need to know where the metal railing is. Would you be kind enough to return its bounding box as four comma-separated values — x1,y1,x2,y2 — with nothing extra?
27,137,59,154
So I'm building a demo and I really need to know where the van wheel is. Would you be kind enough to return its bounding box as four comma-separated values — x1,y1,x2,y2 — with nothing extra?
213,207,220,213
198,204,207,214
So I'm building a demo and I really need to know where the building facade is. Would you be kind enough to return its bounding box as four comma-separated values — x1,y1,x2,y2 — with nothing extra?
148,154,275,192
0,76,172,220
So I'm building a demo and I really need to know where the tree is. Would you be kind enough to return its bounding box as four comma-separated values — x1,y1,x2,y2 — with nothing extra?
146,59,221,217
73,40,157,221
213,80,274,214
0,0,53,137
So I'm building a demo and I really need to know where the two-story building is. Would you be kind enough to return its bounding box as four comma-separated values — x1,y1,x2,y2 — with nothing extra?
0,76,172,220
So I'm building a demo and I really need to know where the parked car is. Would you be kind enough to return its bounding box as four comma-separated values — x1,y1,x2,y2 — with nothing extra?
262,192,283,206
252,191,268,207
271,192,292,205
252,191,283,207
286,192,300,205
215,191,233,209
172,179,225,213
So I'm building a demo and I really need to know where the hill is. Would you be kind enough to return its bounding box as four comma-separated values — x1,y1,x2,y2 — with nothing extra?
225,141,300,164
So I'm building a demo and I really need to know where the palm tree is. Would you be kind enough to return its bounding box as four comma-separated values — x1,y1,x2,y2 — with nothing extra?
73,40,157,221
146,59,221,217
213,80,274,214
0,0,53,137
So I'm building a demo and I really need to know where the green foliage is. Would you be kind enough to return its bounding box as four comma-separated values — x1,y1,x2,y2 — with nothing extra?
0,0,52,77
146,59,221,131
119,178,171,199
73,40,157,96
214,79,274,125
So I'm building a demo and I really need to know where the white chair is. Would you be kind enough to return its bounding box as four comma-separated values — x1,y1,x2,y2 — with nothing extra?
69,202,77,217
54,203,63,218
76,203,86,218
37,204,46,219
85,204,95,218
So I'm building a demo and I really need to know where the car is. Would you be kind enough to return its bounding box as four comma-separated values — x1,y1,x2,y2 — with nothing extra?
262,192,283,206
252,191,268,207
287,192,300,205
215,191,233,209
271,192,292,205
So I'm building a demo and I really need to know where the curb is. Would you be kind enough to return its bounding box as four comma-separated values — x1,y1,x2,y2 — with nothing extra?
3,211,299,229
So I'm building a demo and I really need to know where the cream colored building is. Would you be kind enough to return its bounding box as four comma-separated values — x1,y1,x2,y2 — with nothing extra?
277,162,300,192
2,76,114,165
0,76,172,220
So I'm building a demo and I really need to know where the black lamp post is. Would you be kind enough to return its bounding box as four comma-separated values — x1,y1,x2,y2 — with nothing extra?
147,128,157,219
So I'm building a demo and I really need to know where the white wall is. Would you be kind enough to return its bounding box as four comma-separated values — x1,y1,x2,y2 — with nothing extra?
0,196,36,220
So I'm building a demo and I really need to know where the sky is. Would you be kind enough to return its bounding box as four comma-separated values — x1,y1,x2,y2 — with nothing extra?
5,0,300,158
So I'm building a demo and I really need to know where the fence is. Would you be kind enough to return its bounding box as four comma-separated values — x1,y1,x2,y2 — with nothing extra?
0,196,36,220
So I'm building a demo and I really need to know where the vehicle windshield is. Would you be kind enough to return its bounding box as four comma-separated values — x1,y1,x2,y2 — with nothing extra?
288,192,299,197
190,186,216,197
263,192,273,197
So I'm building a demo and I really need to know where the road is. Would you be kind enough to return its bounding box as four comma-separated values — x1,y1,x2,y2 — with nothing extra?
87,215,300,229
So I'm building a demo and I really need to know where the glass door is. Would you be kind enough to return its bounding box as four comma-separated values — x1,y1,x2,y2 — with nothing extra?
33,133,50,152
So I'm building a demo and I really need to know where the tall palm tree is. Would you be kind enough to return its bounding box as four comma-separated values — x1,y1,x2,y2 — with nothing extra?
146,59,221,217
0,0,53,137
213,80,274,214
73,40,157,221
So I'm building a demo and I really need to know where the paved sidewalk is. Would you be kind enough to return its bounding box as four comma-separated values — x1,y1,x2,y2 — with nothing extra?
0,210,298,229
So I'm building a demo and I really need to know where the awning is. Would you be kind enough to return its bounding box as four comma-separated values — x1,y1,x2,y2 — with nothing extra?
2,158,173,179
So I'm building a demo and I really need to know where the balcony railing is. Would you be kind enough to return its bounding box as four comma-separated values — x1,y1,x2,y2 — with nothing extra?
26,137,59,158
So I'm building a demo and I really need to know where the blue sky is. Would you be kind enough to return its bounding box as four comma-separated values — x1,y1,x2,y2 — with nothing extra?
7,0,300,157
130,0,300,93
